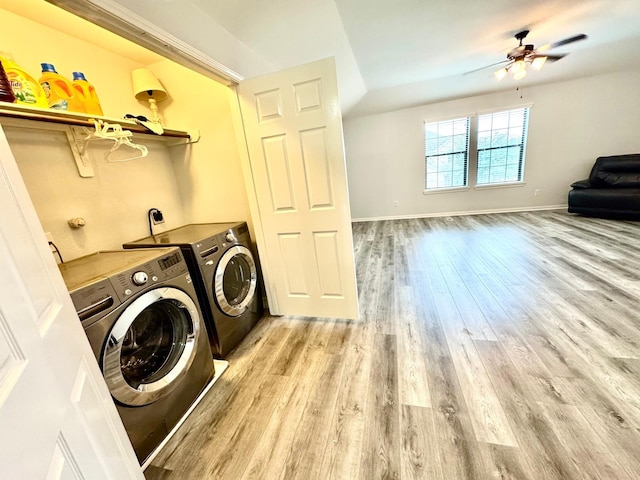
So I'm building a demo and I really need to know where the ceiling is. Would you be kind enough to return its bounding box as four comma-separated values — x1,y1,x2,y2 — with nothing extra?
39,0,640,117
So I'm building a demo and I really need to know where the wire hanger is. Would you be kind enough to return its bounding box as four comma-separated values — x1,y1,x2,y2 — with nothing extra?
82,119,149,162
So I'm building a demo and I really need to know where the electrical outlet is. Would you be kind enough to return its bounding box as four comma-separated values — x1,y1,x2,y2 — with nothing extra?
151,209,165,225
534,189,541,196
393,200,399,207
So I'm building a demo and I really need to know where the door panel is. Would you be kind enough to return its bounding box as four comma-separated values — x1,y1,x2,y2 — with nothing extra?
48,435,83,479
278,232,308,297
313,230,343,297
0,309,27,409
1,170,64,335
300,127,333,208
236,58,359,319
262,134,296,211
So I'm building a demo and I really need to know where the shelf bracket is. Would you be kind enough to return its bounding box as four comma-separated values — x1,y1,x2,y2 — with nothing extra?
65,126,94,178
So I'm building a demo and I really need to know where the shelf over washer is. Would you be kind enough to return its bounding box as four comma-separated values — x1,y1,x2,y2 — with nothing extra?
0,102,200,177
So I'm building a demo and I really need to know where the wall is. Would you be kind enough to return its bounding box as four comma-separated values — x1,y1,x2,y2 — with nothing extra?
150,61,251,228
0,6,249,261
7,127,187,259
343,71,640,220
0,5,159,119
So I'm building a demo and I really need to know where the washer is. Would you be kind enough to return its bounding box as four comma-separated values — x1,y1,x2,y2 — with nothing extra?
58,247,215,464
124,222,264,358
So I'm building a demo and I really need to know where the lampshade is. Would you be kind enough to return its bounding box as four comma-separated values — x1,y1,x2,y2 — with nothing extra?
511,59,526,74
495,53,546,82
531,56,547,71
494,68,507,81
131,68,167,102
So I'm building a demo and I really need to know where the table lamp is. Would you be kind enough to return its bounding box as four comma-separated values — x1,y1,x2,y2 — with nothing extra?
131,68,167,124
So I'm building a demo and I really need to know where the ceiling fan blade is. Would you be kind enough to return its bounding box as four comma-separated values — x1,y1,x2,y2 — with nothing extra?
539,34,587,51
530,53,567,61
462,59,511,76
550,33,587,48
543,53,567,62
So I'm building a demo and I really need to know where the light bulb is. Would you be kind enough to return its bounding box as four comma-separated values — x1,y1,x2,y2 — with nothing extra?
494,68,507,80
511,59,526,74
513,69,527,80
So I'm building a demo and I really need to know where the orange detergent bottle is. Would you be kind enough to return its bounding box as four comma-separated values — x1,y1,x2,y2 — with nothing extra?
0,52,47,108
39,63,85,112
72,71,103,116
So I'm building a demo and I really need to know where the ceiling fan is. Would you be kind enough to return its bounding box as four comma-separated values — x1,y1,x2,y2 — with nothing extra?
465,30,588,80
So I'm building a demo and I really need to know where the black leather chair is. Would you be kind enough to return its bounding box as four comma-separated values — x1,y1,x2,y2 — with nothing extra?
568,154,640,219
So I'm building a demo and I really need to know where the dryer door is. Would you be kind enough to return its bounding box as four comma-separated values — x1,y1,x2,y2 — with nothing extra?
214,245,258,317
103,287,201,406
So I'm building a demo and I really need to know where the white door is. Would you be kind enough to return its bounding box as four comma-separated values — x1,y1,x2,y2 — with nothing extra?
235,58,359,319
0,125,143,479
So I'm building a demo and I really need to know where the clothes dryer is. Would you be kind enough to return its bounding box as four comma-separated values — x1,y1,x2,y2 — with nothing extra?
124,222,264,358
58,247,215,464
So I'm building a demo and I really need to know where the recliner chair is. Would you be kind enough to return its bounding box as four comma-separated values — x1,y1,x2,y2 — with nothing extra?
568,154,640,219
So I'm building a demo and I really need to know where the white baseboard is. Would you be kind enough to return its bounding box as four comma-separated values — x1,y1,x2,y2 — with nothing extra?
351,204,567,223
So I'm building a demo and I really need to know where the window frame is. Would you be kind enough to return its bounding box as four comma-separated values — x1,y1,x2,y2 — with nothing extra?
475,107,529,186
423,116,470,191
423,105,531,193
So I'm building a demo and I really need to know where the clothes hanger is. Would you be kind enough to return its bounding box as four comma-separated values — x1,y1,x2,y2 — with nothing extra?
105,131,149,162
81,119,149,162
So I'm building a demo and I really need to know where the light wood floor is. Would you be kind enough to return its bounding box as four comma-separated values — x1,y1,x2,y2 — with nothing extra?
146,210,640,480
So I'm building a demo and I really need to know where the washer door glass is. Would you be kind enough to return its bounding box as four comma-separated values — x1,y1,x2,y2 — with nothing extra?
104,287,201,406
120,300,188,387
214,245,257,317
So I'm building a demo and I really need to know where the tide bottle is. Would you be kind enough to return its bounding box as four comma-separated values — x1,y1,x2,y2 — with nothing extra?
71,72,103,116
39,63,85,113
0,59,16,103
0,52,47,108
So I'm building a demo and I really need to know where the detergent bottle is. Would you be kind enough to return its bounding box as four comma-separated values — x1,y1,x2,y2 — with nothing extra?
0,52,47,108
39,63,85,112
0,60,16,103
71,72,103,116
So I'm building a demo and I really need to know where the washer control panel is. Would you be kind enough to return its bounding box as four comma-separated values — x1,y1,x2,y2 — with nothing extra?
131,271,148,286
112,250,187,300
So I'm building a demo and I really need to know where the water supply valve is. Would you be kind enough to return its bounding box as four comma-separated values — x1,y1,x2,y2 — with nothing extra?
68,217,86,228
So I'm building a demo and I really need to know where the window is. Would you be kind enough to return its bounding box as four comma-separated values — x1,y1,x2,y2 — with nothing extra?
424,117,469,190
424,107,530,191
476,108,529,185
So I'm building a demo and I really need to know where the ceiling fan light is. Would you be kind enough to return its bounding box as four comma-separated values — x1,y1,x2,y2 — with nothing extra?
495,68,507,80
531,56,547,70
511,59,526,74
513,69,527,80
